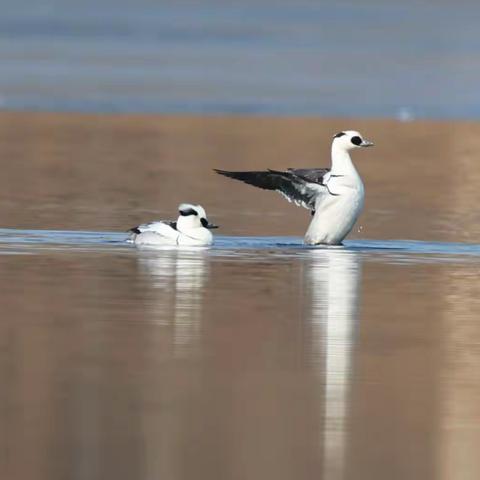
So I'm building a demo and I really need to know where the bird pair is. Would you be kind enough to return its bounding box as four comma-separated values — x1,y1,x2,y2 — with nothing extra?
130,130,373,247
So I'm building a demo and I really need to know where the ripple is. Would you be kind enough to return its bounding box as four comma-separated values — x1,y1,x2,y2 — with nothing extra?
0,228,479,264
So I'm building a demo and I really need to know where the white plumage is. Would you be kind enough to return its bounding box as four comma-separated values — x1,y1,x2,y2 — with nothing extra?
215,130,374,245
129,203,218,247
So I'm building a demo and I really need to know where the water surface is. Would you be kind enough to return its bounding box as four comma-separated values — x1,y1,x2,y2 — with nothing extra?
1,113,480,480
2,0,480,118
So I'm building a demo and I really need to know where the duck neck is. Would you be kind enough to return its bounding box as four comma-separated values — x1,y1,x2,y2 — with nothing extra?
176,217,196,235
330,145,357,176
176,218,208,240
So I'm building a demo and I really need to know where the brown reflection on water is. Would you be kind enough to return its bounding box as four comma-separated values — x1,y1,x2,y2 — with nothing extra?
2,249,480,479
2,111,480,241
439,266,480,480
1,112,480,480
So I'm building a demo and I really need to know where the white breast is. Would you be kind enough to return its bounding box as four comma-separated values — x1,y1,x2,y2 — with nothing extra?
177,230,213,246
304,174,364,245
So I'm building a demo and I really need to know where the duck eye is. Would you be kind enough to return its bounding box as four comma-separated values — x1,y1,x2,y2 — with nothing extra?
200,218,208,228
351,136,362,146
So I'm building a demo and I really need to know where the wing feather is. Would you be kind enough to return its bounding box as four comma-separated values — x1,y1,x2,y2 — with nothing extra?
128,220,178,241
286,168,329,184
214,168,328,211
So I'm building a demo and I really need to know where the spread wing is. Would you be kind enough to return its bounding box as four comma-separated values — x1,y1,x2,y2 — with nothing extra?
214,168,329,211
286,168,330,183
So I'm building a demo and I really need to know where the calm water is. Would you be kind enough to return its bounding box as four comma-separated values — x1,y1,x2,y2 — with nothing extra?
2,0,480,119
1,112,480,479
1,229,480,480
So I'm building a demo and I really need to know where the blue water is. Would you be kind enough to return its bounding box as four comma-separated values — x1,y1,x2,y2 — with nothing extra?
2,0,480,119
1,228,480,264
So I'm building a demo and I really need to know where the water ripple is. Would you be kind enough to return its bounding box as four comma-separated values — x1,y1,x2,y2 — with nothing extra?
0,228,479,264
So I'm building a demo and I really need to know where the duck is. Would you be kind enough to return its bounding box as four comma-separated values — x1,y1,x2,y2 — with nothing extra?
215,130,373,245
129,203,218,246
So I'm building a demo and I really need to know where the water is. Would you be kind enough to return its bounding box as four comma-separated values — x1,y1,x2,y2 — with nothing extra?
1,112,480,479
2,0,480,119
1,229,480,480
2,228,480,261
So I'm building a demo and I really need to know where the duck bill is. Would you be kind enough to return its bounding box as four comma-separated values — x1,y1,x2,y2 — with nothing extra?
206,223,219,229
361,140,374,147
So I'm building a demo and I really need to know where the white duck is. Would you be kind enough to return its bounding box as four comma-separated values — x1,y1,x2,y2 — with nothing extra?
129,203,218,246
215,130,373,245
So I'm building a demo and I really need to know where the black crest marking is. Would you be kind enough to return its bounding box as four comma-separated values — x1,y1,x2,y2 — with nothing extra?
333,131,346,138
179,207,198,216
351,136,362,146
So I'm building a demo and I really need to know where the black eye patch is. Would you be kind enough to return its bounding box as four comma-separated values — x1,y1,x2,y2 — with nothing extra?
200,218,208,228
351,136,362,146
333,132,346,138
179,208,198,216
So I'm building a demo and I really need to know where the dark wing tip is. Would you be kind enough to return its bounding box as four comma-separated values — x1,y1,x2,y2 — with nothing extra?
128,227,141,234
213,168,301,195
214,169,238,178
213,169,264,182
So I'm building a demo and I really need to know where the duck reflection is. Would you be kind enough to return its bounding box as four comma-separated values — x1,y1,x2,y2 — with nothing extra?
305,248,362,480
137,249,209,357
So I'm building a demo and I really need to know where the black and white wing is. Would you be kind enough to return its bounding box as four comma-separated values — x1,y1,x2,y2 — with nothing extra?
214,168,330,211
128,220,178,239
286,168,330,184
